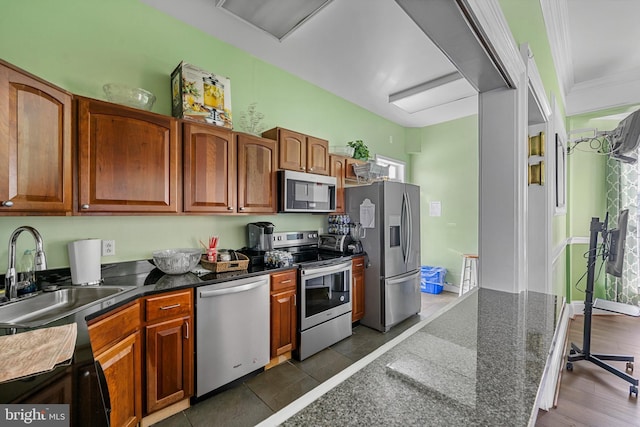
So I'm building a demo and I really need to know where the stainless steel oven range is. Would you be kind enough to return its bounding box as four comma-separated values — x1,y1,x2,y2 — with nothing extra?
297,258,352,360
258,230,353,360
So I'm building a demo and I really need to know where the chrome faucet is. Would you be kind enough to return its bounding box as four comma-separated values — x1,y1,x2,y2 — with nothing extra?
5,226,47,301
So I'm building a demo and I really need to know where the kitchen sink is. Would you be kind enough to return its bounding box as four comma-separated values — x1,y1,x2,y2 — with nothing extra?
0,286,128,329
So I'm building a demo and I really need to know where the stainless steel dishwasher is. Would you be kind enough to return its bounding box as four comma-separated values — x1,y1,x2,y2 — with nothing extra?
195,274,270,397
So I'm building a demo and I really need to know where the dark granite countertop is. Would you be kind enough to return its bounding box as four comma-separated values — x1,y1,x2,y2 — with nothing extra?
278,288,559,427
0,254,362,426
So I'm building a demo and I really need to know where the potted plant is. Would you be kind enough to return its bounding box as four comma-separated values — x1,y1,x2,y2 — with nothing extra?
347,140,370,160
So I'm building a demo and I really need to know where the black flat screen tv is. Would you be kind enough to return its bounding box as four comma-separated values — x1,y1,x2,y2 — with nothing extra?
610,110,640,163
605,209,629,278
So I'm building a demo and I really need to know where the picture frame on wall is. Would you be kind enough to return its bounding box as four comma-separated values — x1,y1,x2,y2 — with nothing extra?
554,132,567,214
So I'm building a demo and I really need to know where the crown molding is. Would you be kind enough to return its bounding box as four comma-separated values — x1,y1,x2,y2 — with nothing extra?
521,43,552,121
566,75,640,116
539,0,572,107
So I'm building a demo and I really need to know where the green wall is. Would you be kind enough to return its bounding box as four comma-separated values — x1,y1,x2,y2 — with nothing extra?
413,115,479,285
565,105,640,301
0,0,409,271
499,0,564,118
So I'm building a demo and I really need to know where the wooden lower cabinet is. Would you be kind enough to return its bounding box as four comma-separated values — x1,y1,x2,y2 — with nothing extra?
270,269,297,358
88,301,142,427
75,362,109,427
352,256,365,322
145,316,193,414
94,331,143,427
143,289,193,416
88,289,194,426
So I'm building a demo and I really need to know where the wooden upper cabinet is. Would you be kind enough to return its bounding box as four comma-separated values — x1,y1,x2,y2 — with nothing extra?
306,135,329,175
0,61,73,214
275,128,305,172
330,155,346,214
236,132,277,214
76,97,180,214
345,157,367,181
183,122,236,213
262,127,330,175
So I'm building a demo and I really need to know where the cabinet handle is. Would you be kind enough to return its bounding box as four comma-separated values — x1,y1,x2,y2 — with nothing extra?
184,320,189,339
355,263,364,267
308,168,313,172
300,167,305,171
160,303,181,310
1,201,13,207
227,206,234,211
280,279,292,284
239,207,245,211
81,204,90,210
294,294,296,306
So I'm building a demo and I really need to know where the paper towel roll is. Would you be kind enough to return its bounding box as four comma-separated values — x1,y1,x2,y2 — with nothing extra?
68,239,102,285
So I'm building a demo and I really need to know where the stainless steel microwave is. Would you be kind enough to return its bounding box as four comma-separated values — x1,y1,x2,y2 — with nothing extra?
279,170,336,213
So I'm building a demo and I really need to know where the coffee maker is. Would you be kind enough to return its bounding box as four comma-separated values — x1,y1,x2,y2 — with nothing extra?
247,222,275,251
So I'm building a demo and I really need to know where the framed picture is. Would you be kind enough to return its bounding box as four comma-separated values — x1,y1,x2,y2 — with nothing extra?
554,132,567,214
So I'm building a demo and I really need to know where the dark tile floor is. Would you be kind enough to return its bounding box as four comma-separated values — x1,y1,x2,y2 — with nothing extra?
154,291,458,427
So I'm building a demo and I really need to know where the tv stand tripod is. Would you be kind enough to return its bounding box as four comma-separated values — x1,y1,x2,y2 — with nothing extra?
566,217,638,397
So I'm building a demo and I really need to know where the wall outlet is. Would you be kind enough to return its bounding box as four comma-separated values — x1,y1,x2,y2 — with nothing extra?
102,240,115,256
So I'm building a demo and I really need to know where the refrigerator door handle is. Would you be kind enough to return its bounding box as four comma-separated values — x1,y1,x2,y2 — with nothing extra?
401,191,411,264
405,191,412,264
400,192,407,262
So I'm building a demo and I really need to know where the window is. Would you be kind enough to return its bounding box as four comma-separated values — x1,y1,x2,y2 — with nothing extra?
375,155,405,182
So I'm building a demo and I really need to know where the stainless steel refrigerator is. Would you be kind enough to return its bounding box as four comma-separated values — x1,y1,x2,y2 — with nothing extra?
346,181,421,332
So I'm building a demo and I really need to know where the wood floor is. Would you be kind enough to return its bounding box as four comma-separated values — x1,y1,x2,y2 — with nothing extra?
536,314,640,427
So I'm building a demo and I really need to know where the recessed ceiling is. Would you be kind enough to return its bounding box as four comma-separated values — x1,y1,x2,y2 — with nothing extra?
141,0,478,128
544,0,640,116
216,0,334,41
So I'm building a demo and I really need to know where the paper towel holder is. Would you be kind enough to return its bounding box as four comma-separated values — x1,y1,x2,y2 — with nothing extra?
68,239,102,286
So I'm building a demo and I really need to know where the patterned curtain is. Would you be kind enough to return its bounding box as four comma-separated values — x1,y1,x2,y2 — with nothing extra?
605,157,639,305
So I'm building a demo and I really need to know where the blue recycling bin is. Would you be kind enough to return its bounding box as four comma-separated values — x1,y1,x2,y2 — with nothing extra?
420,266,446,294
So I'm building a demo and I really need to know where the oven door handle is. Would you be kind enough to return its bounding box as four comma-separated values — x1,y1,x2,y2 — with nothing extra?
301,261,352,277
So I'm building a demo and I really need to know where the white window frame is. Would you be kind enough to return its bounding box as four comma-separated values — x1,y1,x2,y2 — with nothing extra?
375,154,405,183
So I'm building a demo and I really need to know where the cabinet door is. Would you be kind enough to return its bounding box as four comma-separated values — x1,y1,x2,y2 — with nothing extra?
183,123,236,213
75,363,109,427
270,268,297,358
236,133,277,214
345,158,367,182
77,97,179,213
0,62,72,213
20,368,72,405
145,316,193,414
306,136,329,175
352,256,365,322
270,288,297,358
94,331,142,427
330,155,346,213
277,128,306,172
